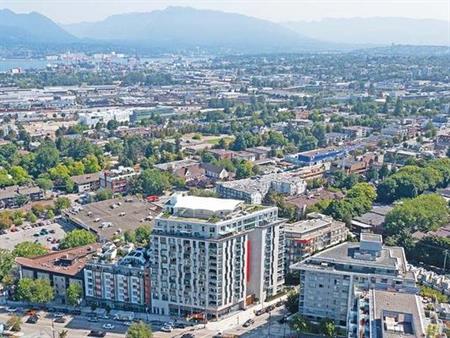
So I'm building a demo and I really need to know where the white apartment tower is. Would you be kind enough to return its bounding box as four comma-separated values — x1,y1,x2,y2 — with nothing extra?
149,194,285,318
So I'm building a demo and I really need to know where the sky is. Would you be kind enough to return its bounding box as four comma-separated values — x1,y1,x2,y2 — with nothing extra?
0,0,449,24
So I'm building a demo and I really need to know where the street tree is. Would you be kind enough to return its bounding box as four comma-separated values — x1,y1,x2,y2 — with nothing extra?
126,321,153,338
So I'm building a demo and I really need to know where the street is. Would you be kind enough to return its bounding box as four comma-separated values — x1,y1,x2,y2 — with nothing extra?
0,295,293,337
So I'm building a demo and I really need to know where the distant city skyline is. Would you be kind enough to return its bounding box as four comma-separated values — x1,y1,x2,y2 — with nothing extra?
0,0,449,24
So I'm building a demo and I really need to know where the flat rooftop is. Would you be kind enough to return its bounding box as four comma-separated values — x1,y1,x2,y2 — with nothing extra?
292,241,408,274
65,196,161,240
16,243,101,276
370,289,426,338
285,218,330,235
169,194,243,214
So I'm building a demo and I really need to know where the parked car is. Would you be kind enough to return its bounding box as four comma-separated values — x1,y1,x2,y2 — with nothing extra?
243,319,255,327
54,317,66,323
174,322,187,329
275,300,284,307
265,305,275,312
255,309,264,316
102,323,115,329
89,331,106,337
181,334,195,338
26,315,39,324
88,317,99,322
161,325,173,332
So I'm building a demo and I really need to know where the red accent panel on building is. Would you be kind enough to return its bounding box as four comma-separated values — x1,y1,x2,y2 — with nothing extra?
246,240,251,283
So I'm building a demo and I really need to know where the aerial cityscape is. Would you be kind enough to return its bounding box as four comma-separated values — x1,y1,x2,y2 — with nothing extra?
0,0,448,337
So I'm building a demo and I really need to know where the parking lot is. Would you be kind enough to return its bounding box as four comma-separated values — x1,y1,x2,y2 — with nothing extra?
0,220,74,251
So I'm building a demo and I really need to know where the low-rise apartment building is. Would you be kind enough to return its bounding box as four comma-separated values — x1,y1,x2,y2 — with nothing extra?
84,244,151,312
16,244,101,304
216,172,306,204
149,193,285,318
284,213,348,271
0,185,44,209
99,166,138,194
71,173,100,193
291,233,417,330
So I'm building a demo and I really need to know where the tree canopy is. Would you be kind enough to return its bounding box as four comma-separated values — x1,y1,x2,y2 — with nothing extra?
126,321,153,338
15,278,54,303
13,241,48,258
60,229,96,249
385,194,449,236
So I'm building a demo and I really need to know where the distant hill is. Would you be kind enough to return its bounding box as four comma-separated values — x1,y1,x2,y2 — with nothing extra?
63,6,320,52
284,17,450,46
0,9,77,44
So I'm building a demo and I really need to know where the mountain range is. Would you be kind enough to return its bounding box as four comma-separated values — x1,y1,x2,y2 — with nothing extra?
0,7,448,52
62,6,318,52
0,9,76,44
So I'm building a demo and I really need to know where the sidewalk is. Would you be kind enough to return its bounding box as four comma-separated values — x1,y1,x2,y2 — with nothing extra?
206,294,288,332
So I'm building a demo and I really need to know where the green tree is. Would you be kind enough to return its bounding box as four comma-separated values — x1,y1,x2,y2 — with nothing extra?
134,169,170,196
7,315,21,332
35,177,54,193
285,291,299,314
231,134,247,151
0,249,15,282
135,226,151,246
427,324,439,338
289,314,311,334
95,188,113,201
13,242,47,258
385,194,449,236
9,166,31,185
60,229,96,249
0,212,13,229
106,119,119,131
0,168,14,187
319,318,337,337
126,321,153,338
83,155,101,173
34,143,60,175
26,211,38,223
16,278,54,303
54,197,71,214
67,160,85,176
15,194,29,207
235,161,254,179
46,209,55,220
66,283,83,306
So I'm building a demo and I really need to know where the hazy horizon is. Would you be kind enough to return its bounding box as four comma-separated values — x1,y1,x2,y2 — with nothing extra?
0,0,449,24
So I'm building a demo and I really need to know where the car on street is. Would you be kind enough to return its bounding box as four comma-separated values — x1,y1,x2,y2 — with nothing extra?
243,319,255,327
123,321,132,326
102,323,115,329
265,305,275,312
88,317,99,322
255,309,264,316
181,334,195,338
161,324,173,332
54,317,66,323
275,300,284,307
89,330,106,337
26,315,39,324
174,322,187,328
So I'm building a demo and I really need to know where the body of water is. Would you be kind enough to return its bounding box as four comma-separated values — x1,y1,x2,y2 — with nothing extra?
0,59,54,72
